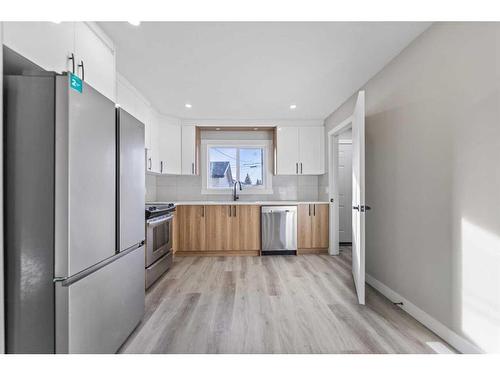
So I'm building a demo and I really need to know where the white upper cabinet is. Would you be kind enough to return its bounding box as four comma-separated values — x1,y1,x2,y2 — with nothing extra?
181,125,197,175
3,22,116,101
276,127,300,175
158,116,182,175
276,126,325,175
148,110,161,174
116,76,139,115
116,74,151,149
116,75,183,175
299,126,325,175
74,23,116,101
3,22,74,74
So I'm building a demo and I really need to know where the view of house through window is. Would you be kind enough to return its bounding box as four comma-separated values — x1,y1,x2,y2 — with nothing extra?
208,146,264,189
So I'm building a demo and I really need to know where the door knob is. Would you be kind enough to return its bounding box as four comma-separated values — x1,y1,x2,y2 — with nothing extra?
353,205,371,212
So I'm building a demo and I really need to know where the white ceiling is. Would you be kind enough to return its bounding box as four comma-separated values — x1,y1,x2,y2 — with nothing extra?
99,22,430,120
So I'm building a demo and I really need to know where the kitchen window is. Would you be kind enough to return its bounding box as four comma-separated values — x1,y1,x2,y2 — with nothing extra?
201,140,273,194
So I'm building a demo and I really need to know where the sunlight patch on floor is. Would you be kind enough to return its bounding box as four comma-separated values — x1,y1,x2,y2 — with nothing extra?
461,218,500,353
426,341,454,354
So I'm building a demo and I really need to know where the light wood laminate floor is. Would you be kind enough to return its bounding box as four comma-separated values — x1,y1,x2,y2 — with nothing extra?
120,247,456,354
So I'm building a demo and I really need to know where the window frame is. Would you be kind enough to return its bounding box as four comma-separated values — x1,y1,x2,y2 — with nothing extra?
201,139,274,195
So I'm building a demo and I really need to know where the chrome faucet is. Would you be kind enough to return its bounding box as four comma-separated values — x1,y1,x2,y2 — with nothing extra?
233,180,242,201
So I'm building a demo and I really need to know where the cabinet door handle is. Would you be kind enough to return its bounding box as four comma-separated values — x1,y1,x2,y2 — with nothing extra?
191,162,195,175
202,206,205,217
148,158,152,170
160,161,163,173
78,60,85,81
296,162,298,174
308,204,311,216
233,205,236,217
68,53,75,74
228,205,232,217
300,162,303,174
313,204,316,216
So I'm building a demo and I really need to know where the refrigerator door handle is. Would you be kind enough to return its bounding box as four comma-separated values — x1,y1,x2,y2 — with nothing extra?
54,242,144,287
78,60,85,81
68,53,75,74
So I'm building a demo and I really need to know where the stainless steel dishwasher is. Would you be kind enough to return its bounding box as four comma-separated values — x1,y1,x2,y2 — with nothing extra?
261,206,297,255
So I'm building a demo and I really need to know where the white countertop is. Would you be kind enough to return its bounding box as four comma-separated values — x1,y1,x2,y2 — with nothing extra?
147,201,329,206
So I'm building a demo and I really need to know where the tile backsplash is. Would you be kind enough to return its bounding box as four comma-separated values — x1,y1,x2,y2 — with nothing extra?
318,174,329,202
145,174,157,202
146,174,321,202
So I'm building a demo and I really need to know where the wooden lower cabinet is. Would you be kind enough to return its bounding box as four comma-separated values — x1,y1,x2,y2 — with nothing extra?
175,204,260,256
176,205,206,251
205,205,233,251
298,204,313,249
298,203,329,253
176,203,327,256
235,205,261,251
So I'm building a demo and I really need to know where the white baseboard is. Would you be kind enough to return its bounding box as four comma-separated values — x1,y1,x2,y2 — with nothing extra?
365,273,484,354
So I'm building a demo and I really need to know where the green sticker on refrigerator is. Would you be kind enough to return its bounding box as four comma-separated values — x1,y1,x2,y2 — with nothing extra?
69,73,83,93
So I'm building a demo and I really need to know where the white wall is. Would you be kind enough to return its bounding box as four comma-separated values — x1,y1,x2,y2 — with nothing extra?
323,22,500,353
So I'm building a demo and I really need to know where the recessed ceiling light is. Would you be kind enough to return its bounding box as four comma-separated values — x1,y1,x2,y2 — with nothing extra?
128,21,141,26
289,104,297,110
215,128,221,131
253,128,258,131
185,103,192,109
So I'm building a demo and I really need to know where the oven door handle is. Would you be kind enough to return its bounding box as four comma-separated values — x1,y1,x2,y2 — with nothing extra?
147,214,174,227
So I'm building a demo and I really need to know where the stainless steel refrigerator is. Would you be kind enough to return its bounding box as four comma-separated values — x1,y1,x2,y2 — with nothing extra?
4,72,145,353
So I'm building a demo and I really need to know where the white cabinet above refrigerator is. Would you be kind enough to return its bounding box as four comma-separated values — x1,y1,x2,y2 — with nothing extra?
3,22,116,101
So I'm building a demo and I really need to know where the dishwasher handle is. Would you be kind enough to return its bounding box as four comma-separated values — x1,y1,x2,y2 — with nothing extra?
261,205,298,214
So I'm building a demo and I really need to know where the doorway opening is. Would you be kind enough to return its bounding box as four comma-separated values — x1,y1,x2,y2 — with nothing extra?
338,129,353,247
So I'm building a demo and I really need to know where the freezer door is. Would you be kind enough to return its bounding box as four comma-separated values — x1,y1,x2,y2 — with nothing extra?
55,246,145,353
117,108,145,252
55,75,116,277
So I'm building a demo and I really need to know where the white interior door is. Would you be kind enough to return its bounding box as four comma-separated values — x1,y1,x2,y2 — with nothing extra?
351,91,366,305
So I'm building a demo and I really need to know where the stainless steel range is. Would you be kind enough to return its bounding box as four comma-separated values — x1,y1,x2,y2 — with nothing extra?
145,203,175,289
